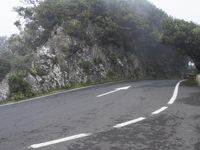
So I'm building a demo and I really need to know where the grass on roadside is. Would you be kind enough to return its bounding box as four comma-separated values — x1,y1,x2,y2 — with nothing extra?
182,79,199,87
0,78,125,105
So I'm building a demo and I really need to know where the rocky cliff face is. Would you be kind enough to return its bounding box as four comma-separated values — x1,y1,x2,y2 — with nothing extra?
0,59,10,102
0,76,9,101
24,27,143,94
0,0,186,102
0,25,184,102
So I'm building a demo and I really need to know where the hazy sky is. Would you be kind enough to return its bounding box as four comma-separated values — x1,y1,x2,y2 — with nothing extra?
0,0,21,37
0,0,200,36
148,0,200,24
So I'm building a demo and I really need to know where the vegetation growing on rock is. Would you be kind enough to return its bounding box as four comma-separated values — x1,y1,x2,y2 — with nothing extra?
0,0,192,101
162,18,200,72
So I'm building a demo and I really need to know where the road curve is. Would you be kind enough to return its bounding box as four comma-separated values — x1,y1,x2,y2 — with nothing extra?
0,80,199,150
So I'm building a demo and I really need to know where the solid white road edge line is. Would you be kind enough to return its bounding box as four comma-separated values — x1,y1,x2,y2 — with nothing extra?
168,80,186,105
113,117,146,128
0,80,126,107
97,86,131,97
0,86,95,107
151,106,168,115
28,133,92,149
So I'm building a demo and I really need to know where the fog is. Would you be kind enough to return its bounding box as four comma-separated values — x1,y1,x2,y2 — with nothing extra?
0,0,200,36
148,0,200,24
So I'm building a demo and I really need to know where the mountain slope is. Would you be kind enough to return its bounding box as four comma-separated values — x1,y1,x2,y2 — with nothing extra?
0,0,185,101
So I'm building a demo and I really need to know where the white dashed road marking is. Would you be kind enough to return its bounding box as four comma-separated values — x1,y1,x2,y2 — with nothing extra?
28,133,92,149
113,117,146,128
27,80,185,149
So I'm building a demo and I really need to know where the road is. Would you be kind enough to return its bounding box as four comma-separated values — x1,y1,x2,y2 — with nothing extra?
0,80,199,150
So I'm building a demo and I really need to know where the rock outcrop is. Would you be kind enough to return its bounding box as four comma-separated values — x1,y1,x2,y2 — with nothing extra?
0,76,9,101
24,27,143,94
0,0,186,101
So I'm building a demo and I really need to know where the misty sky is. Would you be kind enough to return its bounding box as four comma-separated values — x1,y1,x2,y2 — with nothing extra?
0,0,200,36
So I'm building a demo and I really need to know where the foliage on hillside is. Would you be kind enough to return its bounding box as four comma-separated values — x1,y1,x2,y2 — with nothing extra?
0,0,187,101
8,71,34,100
12,0,166,51
0,37,11,81
10,0,177,75
162,18,200,72
0,36,8,54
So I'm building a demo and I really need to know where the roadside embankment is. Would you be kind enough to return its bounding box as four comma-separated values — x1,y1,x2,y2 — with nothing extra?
196,74,200,86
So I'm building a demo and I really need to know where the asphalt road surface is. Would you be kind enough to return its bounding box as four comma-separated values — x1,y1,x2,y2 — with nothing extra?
0,80,199,150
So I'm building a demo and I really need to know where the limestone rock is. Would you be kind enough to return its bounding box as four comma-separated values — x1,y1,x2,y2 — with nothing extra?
0,76,9,101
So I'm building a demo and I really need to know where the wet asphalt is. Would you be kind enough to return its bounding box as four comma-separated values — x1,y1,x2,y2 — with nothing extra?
0,80,199,150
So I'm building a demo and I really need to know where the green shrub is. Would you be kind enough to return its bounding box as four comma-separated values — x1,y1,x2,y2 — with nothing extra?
13,92,26,101
107,70,115,79
93,57,103,65
8,72,34,100
63,19,85,38
110,53,118,65
35,67,48,76
0,59,11,81
78,60,91,74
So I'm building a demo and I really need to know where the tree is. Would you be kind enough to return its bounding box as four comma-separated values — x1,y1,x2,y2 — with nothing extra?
0,36,8,54
9,0,183,78
0,37,11,81
162,18,200,72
